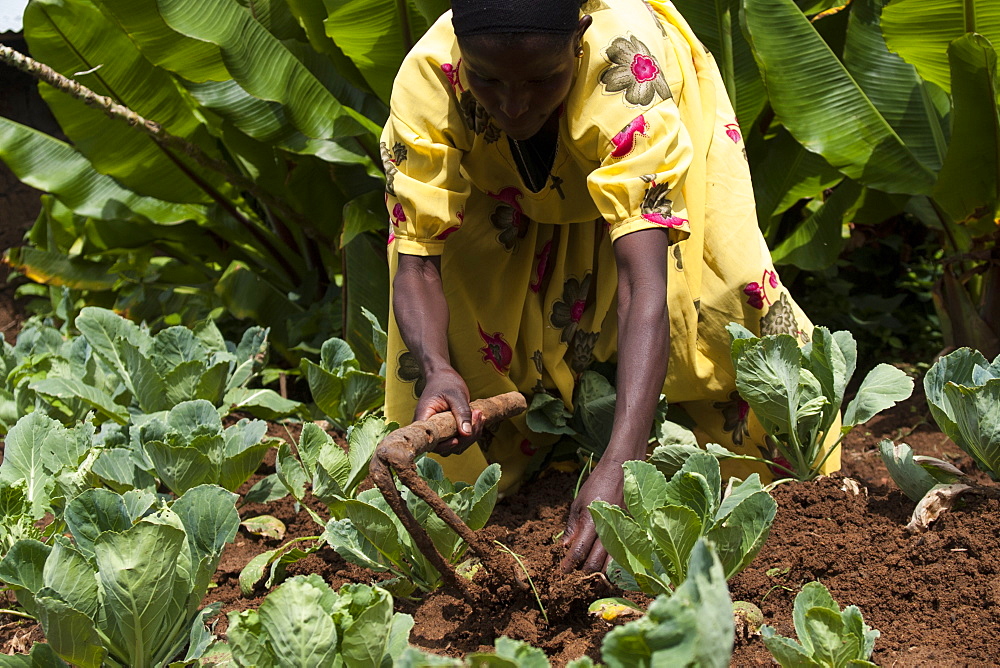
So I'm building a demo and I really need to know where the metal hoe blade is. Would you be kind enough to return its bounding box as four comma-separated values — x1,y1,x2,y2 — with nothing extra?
370,392,529,600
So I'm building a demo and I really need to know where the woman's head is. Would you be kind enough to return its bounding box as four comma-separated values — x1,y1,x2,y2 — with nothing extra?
452,0,592,140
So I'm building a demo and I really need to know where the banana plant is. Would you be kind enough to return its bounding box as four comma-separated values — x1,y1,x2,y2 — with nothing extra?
0,0,450,362
740,0,1000,356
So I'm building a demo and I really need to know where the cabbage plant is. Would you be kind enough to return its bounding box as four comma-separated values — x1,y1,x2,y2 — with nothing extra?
127,399,279,496
323,457,501,596
923,348,1000,480
301,336,384,430
761,582,879,667
589,451,776,595
0,485,239,667
727,323,913,480
72,306,299,419
226,575,413,668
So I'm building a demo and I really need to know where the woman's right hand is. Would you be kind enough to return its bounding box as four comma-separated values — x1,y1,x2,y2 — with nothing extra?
414,366,484,455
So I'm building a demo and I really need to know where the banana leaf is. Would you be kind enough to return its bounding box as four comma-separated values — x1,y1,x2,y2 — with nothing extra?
750,125,844,229
933,34,1000,225
881,0,1000,97
93,0,229,82
744,0,938,195
770,178,862,270
844,0,950,172
24,0,227,204
0,117,203,224
323,0,441,104
154,0,374,140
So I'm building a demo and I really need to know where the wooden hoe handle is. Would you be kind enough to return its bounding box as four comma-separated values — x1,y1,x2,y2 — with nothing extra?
370,392,529,601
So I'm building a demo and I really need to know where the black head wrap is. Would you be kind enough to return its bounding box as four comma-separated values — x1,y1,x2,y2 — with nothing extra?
451,0,581,37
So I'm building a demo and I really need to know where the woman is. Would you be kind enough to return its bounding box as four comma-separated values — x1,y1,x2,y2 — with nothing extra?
381,0,837,573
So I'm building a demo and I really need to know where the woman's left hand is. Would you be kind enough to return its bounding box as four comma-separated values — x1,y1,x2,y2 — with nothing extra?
559,459,624,573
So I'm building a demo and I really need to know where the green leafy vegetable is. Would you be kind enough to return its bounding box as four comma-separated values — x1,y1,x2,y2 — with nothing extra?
877,439,964,502
323,458,501,595
727,323,913,480
601,539,735,668
227,575,413,668
301,336,385,430
761,581,880,667
133,399,279,496
0,485,239,667
590,452,776,594
923,348,1000,479
526,370,617,457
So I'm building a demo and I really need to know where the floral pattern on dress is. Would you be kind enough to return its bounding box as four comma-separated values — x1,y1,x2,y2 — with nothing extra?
441,61,464,92
391,203,406,227
713,390,750,447
396,351,426,398
761,292,809,343
460,90,501,143
380,142,398,196
743,269,780,310
488,186,532,251
758,436,795,479
570,330,600,374
478,324,513,374
600,35,672,107
672,243,684,271
641,180,688,227
392,141,408,164
724,122,742,144
529,240,553,294
610,115,649,159
550,274,592,345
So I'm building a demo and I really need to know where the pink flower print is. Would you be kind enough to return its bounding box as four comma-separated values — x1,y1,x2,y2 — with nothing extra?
724,122,742,143
488,186,531,251
519,438,537,456
571,299,586,323
436,226,459,240
744,270,780,310
478,324,513,374
610,115,649,159
441,60,464,92
387,232,395,245
456,209,465,224
744,282,766,310
391,203,406,226
529,240,552,294
631,54,660,82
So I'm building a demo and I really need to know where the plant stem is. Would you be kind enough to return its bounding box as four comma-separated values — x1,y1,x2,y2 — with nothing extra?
0,609,35,621
964,0,976,33
809,434,846,479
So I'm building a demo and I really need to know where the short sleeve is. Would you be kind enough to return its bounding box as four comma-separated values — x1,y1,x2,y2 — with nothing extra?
586,97,693,245
381,23,472,257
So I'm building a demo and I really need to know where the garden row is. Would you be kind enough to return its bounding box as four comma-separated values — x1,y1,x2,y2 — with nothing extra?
0,306,997,665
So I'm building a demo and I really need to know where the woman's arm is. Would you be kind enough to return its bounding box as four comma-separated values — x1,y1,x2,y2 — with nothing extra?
393,253,483,452
560,227,670,572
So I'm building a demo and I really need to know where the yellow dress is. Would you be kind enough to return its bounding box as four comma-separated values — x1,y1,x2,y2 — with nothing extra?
381,0,840,492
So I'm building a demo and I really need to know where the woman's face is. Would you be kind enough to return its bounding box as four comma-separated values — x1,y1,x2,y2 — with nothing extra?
460,21,589,140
